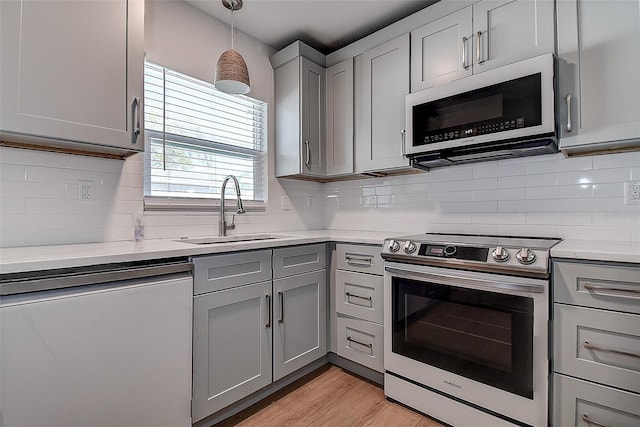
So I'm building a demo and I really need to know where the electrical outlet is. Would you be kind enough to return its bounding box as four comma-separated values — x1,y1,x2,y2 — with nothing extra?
78,180,94,201
281,194,290,211
624,181,640,205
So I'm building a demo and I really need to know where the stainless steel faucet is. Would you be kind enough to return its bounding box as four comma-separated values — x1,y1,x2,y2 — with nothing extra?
219,175,246,236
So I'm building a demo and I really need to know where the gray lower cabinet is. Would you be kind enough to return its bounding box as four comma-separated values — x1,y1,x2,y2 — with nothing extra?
552,259,640,426
273,269,327,380
193,244,327,422
334,243,384,373
192,280,272,422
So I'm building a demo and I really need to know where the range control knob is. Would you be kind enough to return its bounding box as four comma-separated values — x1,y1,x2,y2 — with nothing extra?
387,239,400,252
516,248,536,265
443,245,457,257
403,241,417,254
492,246,510,262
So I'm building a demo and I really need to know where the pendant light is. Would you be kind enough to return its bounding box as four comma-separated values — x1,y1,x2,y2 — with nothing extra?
214,0,250,94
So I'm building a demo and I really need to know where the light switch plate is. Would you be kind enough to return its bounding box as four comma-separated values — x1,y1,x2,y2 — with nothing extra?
281,194,290,211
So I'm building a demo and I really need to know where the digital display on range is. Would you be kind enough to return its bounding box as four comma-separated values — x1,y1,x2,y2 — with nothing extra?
422,245,446,257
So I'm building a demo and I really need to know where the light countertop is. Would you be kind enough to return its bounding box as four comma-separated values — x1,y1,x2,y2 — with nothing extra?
0,230,390,274
1,230,638,275
550,239,640,264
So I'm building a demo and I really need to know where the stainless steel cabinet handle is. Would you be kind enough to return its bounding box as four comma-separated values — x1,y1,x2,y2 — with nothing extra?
345,292,372,302
132,97,141,137
401,129,406,156
265,294,272,328
304,141,311,168
583,283,640,295
345,255,373,266
278,291,284,323
347,336,372,349
476,31,484,64
566,94,572,132
462,37,469,69
584,341,640,360
582,414,613,427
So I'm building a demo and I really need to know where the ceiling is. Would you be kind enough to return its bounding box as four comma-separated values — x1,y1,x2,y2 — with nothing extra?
184,0,438,54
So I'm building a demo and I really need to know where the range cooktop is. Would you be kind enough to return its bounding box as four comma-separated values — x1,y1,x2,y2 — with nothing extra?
381,233,562,278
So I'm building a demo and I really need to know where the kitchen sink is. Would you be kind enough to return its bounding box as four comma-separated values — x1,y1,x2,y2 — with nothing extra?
174,234,285,245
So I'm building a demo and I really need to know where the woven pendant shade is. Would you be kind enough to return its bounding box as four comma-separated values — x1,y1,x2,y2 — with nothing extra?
215,49,250,94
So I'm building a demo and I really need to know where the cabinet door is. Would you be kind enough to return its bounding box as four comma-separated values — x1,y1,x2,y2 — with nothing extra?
557,0,640,150
273,270,327,381
411,7,473,92
0,0,144,152
472,0,555,74
356,34,411,173
300,57,326,176
326,58,354,176
192,281,272,422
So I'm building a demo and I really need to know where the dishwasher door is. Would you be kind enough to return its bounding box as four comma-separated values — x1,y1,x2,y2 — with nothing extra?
0,273,193,427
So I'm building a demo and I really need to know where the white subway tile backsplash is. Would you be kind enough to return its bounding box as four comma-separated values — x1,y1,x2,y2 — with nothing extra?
499,199,558,213
1,146,639,246
592,151,640,169
526,155,592,174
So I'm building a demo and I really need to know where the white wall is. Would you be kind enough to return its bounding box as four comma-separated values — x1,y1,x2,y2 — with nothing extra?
324,151,640,242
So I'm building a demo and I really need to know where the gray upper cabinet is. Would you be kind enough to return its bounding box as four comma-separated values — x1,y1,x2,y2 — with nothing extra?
356,34,411,173
557,0,640,153
326,58,355,176
274,55,326,178
411,7,473,92
0,0,144,156
411,0,554,92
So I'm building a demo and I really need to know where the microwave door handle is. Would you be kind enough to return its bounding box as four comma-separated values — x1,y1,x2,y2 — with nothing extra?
566,94,573,132
401,129,406,156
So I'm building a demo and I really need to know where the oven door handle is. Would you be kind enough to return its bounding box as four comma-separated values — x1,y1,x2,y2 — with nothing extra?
384,266,545,294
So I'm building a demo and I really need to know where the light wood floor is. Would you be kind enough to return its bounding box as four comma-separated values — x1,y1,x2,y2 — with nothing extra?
216,365,445,427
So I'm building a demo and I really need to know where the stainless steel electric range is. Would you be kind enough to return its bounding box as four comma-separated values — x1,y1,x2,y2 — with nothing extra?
381,233,561,427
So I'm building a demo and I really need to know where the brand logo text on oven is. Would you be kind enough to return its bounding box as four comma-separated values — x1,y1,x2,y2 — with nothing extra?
444,380,462,389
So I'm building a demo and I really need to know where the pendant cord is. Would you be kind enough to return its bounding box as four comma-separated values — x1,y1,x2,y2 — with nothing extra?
231,7,235,51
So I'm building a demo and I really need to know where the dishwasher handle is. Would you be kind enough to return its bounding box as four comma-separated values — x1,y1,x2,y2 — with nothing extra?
1,261,193,296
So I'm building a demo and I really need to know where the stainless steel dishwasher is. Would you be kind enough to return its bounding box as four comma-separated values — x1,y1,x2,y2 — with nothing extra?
0,259,193,427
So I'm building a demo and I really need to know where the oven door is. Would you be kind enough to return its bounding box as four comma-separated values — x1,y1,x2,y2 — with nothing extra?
384,262,549,427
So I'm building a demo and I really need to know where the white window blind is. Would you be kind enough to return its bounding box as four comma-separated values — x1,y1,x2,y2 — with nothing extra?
143,62,266,210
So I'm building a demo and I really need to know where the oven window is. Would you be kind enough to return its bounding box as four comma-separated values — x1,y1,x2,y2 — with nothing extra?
392,277,534,398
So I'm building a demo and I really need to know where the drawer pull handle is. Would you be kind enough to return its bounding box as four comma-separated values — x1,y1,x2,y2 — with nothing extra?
347,336,372,349
265,294,272,328
346,292,372,302
583,341,640,360
583,283,640,295
582,414,613,427
278,291,284,323
345,255,373,266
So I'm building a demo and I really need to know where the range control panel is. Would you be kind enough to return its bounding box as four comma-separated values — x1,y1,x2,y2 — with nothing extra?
381,235,555,278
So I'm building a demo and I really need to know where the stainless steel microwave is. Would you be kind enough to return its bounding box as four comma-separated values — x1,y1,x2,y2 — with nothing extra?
405,54,557,169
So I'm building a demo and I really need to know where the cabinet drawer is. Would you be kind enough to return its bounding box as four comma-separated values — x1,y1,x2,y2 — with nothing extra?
553,374,640,427
273,244,326,278
336,316,383,373
554,304,640,393
335,270,383,323
336,244,383,275
553,260,640,314
193,250,272,295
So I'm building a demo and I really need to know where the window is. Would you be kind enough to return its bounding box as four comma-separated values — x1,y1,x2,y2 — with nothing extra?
143,62,266,210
